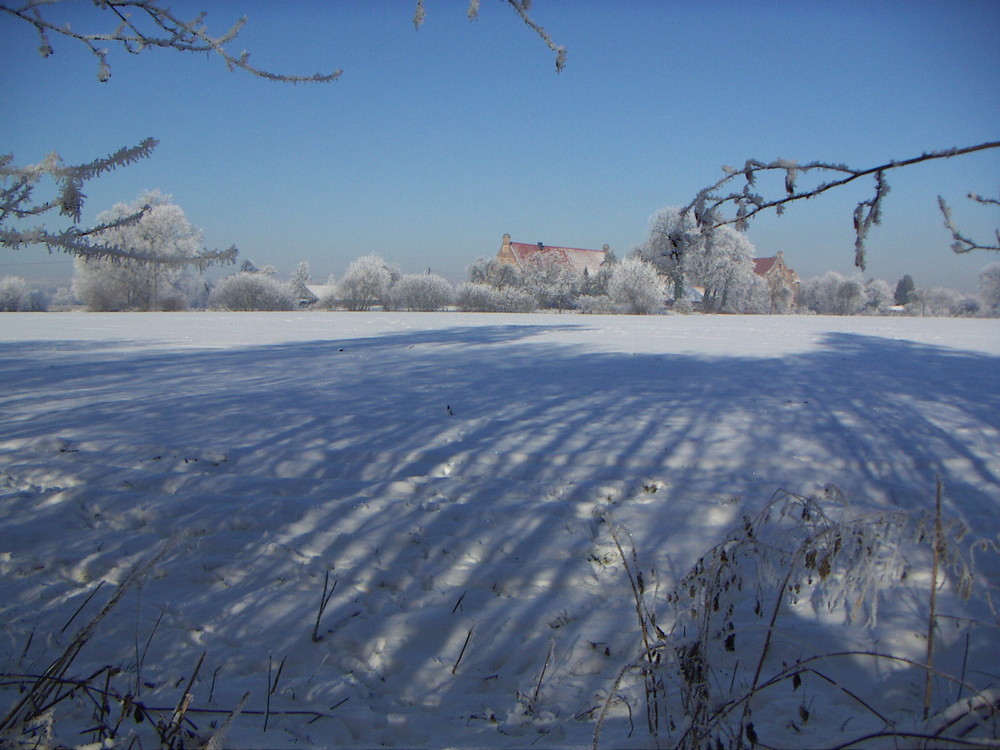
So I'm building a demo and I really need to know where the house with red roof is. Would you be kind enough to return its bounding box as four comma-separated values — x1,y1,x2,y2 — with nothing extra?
496,233,609,276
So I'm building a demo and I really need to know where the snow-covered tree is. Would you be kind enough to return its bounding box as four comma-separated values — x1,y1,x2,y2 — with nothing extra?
978,263,1000,317
71,191,206,311
467,257,522,289
638,207,695,302
290,261,312,297
208,271,295,311
863,278,894,313
520,254,579,310
336,254,398,311
639,206,760,312
389,273,455,311
607,256,665,314
685,228,758,313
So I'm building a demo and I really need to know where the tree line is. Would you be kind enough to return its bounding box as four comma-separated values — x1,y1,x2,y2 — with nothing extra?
3,191,999,317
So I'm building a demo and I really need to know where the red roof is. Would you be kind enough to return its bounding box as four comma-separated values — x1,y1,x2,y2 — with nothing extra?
753,257,778,276
507,242,607,275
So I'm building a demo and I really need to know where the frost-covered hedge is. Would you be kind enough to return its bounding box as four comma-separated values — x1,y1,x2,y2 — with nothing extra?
456,282,537,313
0,276,37,311
388,273,455,311
209,272,295,311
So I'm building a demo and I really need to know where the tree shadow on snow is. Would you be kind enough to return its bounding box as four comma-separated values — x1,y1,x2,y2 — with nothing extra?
0,322,998,744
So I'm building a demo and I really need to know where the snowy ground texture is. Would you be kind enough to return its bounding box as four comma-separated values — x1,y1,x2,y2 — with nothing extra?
1,312,998,749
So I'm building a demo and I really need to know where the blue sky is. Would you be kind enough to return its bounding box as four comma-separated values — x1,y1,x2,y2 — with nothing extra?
2,0,998,290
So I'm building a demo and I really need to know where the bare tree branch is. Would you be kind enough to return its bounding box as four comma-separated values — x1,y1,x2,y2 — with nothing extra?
683,141,1000,270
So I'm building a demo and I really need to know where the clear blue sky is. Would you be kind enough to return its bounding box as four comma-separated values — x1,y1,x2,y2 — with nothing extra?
2,1,998,290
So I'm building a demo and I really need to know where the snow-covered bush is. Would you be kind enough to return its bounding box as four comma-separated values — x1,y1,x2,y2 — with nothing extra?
456,282,536,312
209,271,295,311
336,254,398,311
576,294,616,314
457,282,502,312
389,273,455,311
905,287,963,317
467,256,521,289
673,298,694,315
0,276,33,311
800,271,865,315
607,256,665,314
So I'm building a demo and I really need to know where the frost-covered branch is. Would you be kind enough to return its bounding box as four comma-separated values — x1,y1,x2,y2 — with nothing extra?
684,141,1000,270
0,0,342,83
1,140,236,267
939,193,1000,254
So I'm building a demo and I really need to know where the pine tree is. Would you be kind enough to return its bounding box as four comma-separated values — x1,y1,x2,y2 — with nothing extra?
894,274,916,306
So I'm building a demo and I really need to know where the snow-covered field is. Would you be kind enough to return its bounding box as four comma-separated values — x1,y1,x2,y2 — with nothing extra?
1,312,998,748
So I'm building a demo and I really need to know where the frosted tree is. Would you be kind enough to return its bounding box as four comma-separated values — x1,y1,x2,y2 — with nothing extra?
290,261,314,303
863,278,893,313
71,191,207,310
520,254,579,310
336,254,398,311
978,262,1000,317
684,225,758,313
467,257,522,289
638,207,697,302
638,205,760,312
607,256,665,314
2,1,563,264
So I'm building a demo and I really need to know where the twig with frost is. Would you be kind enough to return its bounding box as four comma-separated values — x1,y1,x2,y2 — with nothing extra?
683,141,1000,270
0,0,341,83
414,0,566,72
939,193,1000,253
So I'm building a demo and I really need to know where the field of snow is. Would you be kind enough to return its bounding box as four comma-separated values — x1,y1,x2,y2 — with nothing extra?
1,311,998,749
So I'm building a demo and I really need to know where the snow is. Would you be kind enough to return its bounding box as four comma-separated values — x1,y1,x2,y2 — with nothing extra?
1,312,998,748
